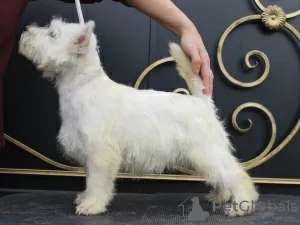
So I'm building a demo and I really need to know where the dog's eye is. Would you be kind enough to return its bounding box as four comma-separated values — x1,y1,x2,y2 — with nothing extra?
49,31,56,38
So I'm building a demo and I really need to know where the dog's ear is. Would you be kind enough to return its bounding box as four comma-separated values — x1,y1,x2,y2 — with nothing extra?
73,20,95,54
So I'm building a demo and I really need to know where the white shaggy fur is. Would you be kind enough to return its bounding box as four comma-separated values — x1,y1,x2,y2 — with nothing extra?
18,18,259,216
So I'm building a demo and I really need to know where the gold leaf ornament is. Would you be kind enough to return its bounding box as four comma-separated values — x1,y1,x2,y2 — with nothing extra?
261,5,286,30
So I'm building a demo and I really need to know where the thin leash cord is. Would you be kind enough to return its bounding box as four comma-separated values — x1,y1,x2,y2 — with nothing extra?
75,0,85,24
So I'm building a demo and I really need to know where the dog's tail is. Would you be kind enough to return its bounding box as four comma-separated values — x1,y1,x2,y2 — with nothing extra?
169,42,205,98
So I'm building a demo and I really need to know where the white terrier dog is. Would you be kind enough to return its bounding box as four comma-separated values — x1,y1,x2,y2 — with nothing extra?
18,18,258,216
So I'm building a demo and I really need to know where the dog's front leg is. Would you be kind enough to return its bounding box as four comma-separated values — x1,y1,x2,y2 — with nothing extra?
75,148,121,216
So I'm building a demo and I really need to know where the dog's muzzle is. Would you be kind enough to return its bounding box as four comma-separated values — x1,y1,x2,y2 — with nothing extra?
18,32,30,58
19,24,40,55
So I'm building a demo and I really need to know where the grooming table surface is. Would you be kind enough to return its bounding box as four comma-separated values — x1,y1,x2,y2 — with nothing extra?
1,192,300,225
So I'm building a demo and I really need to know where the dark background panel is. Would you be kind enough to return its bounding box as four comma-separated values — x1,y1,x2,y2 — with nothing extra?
83,0,151,84
2,0,76,168
0,0,300,192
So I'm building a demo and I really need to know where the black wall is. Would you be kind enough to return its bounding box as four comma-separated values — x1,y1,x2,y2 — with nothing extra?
1,0,300,193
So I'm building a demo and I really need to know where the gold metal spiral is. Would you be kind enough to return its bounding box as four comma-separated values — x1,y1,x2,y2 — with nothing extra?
217,15,271,88
231,103,277,168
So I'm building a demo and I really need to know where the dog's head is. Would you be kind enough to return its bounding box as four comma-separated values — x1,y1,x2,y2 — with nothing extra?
19,18,97,80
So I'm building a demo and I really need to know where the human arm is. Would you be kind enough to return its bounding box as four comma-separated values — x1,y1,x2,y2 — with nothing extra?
126,0,213,96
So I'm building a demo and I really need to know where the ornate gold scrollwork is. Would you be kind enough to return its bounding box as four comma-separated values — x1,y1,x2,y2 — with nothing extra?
261,5,286,30
255,0,300,19
217,15,271,88
4,134,84,172
217,0,300,170
232,103,277,168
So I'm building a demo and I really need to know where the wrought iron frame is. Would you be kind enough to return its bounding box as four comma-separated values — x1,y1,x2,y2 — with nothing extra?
1,0,299,185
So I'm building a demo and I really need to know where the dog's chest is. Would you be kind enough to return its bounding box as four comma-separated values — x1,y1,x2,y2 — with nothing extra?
56,87,88,157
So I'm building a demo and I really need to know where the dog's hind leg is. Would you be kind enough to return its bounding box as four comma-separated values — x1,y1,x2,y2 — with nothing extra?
75,144,122,216
187,145,259,216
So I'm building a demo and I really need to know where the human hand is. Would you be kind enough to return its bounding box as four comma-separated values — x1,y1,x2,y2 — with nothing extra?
180,27,213,96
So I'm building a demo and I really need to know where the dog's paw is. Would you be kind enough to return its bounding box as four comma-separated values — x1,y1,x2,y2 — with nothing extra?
224,204,253,217
75,191,106,216
225,207,246,217
76,204,106,216
205,191,217,202
206,189,231,204
76,199,106,216
224,199,256,217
